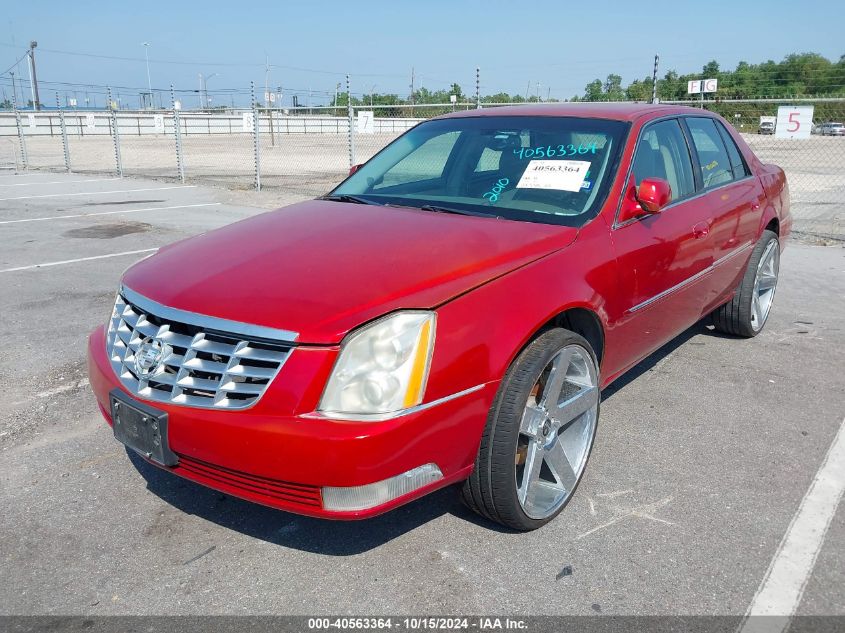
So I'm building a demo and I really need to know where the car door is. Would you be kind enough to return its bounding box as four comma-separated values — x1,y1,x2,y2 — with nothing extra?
608,118,715,368
683,117,765,312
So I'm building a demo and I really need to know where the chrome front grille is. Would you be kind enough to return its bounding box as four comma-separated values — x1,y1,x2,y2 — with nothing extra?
106,287,296,410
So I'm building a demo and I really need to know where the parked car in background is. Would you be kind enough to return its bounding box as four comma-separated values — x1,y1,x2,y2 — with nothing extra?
758,120,775,135
88,103,791,531
818,122,845,136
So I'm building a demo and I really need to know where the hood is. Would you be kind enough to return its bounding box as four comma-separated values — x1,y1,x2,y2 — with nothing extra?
122,200,578,343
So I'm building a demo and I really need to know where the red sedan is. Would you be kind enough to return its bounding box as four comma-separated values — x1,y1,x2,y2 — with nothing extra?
88,103,790,530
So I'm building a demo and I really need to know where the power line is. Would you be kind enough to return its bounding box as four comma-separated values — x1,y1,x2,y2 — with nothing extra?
1,49,29,77
0,40,415,79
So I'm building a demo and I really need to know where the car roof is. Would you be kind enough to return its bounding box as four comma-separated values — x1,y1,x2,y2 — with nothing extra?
436,102,710,123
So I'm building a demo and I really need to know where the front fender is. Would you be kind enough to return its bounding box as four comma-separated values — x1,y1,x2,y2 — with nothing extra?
424,220,616,403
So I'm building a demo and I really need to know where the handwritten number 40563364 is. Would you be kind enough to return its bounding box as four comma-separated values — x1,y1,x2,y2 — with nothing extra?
514,143,597,159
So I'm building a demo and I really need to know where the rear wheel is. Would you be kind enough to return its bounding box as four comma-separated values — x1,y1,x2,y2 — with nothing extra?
461,328,599,531
712,230,780,337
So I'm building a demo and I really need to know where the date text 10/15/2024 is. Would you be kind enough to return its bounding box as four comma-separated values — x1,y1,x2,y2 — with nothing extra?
307,617,528,630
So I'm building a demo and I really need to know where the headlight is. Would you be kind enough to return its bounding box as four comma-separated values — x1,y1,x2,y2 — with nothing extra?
319,311,435,418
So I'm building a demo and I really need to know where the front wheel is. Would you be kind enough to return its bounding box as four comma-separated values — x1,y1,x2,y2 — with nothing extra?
712,229,780,337
460,328,600,531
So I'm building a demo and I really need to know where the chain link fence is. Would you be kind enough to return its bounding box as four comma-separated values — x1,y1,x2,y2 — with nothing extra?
2,92,843,241
660,97,845,241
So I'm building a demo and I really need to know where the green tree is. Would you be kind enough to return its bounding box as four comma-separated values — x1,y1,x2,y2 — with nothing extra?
603,74,624,100
625,78,652,101
702,60,720,77
583,79,603,101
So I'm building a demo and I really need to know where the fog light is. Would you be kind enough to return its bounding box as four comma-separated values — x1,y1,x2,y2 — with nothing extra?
321,463,443,511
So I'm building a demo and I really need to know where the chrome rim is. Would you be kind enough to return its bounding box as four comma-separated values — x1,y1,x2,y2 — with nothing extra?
751,240,779,332
516,344,599,520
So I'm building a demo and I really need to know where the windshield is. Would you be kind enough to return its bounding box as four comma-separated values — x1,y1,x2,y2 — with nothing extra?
329,115,629,226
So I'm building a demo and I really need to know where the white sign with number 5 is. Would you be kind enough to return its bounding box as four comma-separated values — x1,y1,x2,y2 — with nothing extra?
775,105,813,139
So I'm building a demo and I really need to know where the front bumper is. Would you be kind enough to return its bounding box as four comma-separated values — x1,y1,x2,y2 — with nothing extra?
88,325,496,519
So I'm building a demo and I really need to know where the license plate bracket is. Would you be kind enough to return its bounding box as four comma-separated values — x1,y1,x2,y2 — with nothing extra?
110,389,178,466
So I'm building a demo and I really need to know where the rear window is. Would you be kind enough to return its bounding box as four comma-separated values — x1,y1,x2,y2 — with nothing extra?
685,118,734,189
715,122,750,180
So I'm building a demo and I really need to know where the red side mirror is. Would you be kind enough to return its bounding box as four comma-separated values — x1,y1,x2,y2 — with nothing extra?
636,178,672,214
349,163,364,176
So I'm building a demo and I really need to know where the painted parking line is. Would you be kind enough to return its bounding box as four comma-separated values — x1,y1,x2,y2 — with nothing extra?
0,202,221,225
0,248,158,273
0,185,195,201
0,172,79,179
0,177,121,188
740,414,845,633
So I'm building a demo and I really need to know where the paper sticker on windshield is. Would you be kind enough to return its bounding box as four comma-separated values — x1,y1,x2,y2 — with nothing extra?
516,160,591,192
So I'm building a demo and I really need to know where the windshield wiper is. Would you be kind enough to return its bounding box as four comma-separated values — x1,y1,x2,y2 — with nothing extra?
320,194,378,205
418,204,499,219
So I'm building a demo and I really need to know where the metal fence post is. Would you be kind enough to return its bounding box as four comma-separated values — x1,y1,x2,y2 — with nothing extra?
476,67,481,109
11,90,28,169
250,82,262,191
347,74,356,167
107,87,123,177
651,54,660,104
171,85,185,183
56,93,71,172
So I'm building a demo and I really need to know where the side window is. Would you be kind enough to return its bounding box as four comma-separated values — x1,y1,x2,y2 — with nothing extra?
715,122,750,179
374,131,460,189
685,117,734,188
630,119,695,202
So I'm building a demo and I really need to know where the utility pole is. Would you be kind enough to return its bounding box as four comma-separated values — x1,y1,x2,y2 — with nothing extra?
142,42,153,109
264,54,271,108
651,53,659,104
10,70,17,107
410,67,415,116
198,73,204,108
537,81,541,102
203,73,218,109
29,41,40,111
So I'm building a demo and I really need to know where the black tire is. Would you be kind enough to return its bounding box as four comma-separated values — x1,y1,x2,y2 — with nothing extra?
460,328,599,531
712,229,779,338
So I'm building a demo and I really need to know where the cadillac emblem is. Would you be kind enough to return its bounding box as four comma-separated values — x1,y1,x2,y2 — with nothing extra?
133,336,171,378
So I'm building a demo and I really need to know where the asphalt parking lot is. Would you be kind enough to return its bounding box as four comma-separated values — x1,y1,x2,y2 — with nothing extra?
1,172,843,617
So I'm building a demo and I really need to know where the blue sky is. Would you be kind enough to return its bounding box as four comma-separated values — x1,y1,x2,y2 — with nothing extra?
2,0,843,107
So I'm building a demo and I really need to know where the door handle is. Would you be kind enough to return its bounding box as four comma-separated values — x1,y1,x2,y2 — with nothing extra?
692,222,710,239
